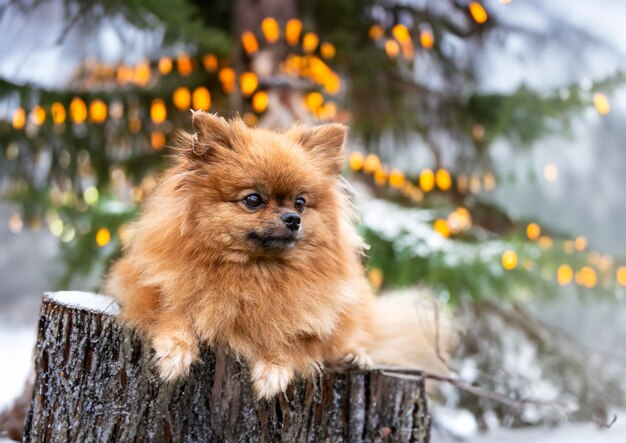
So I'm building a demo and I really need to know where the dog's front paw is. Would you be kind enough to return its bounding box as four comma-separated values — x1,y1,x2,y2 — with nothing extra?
343,349,374,369
152,331,198,381
251,361,294,400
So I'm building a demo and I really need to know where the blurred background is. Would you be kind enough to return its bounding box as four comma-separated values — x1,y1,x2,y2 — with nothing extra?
1,0,626,441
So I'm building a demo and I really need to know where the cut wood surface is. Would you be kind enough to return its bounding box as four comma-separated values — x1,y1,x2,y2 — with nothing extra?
23,292,431,442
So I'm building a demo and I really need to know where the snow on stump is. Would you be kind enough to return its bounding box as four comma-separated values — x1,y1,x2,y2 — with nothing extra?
23,292,431,442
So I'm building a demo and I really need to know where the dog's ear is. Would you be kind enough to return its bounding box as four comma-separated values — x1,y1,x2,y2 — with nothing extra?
292,123,347,174
188,111,234,159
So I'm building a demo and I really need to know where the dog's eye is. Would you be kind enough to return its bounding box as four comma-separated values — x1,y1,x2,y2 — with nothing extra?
243,193,263,209
294,197,306,212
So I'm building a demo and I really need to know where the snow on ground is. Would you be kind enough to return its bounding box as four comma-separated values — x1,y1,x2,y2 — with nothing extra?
0,325,36,410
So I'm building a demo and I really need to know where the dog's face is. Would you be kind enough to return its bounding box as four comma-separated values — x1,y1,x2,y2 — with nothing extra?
177,112,347,262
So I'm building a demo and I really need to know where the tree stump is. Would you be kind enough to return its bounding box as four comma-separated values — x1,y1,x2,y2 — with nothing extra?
23,292,431,442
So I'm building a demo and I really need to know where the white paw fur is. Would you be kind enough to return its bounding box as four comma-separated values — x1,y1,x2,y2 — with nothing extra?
251,361,294,400
153,333,197,381
343,350,374,369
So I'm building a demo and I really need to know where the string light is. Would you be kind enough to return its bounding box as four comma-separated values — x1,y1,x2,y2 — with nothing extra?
177,53,193,76
469,2,489,24
173,87,191,110
391,24,410,44
70,98,87,124
363,154,381,174
192,87,211,111
384,39,400,58
133,60,151,86
368,267,384,289
151,131,166,150
538,236,553,249
434,219,450,238
374,169,387,186
543,163,558,182
388,169,405,188
12,107,25,129
419,169,435,192
51,102,66,124
305,91,324,112
303,32,319,53
241,31,259,55
285,18,302,46
219,67,236,93
150,99,167,124
261,17,279,43
501,250,518,270
419,29,434,49
89,100,107,123
574,236,587,251
239,72,259,96
483,172,496,191
577,266,597,288
96,227,111,247
617,267,626,286
252,90,269,112
203,54,218,72
8,213,23,234
526,223,541,241
320,42,336,59
557,264,573,285
369,24,384,41
349,152,365,171
435,169,452,191
83,186,99,205
593,92,610,115
158,56,173,75
30,105,46,126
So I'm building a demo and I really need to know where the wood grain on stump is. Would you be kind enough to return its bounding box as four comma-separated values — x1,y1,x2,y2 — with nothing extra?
23,292,431,442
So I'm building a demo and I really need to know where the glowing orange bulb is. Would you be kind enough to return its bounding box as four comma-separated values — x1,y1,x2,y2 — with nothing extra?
219,67,236,93
388,169,405,188
30,105,46,126
392,24,410,44
435,169,452,191
203,54,218,71
177,53,193,76
51,103,66,124
578,266,597,288
173,87,191,111
192,87,211,111
70,98,87,124
434,219,450,238
239,72,259,96
469,2,488,24
252,91,269,113
419,169,435,192
384,39,400,58
574,236,587,251
305,92,324,111
133,60,151,86
241,31,259,55
374,170,387,186
369,24,384,41
89,100,107,123
538,236,553,249
420,29,434,49
324,73,341,95
12,107,26,129
501,250,518,270
158,56,173,75
303,32,319,53
617,266,626,286
150,99,167,124
285,18,302,46
151,131,166,151
368,267,384,289
557,264,573,286
526,223,541,241
363,154,381,174
261,17,279,43
320,42,336,59
96,227,111,247
349,152,365,171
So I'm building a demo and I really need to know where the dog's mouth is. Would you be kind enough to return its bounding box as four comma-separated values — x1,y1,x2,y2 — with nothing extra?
247,231,300,250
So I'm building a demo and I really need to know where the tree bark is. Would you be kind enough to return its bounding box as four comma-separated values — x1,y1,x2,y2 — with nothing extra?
23,293,431,442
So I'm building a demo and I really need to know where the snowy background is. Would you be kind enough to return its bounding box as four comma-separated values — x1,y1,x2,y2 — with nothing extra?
1,0,626,441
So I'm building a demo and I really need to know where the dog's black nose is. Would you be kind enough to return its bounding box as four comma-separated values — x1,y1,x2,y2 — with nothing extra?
281,212,301,231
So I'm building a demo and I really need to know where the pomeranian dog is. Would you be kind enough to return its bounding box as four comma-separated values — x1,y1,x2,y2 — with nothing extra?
105,112,453,399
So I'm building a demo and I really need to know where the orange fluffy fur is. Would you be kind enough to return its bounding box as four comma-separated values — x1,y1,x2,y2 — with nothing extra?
104,112,453,399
